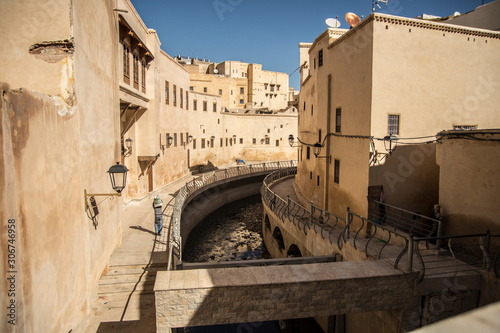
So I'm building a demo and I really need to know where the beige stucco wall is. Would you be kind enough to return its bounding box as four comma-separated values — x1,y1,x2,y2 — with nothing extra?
297,14,500,219
369,14,500,214
445,0,500,31
0,0,121,332
297,24,374,217
436,132,500,237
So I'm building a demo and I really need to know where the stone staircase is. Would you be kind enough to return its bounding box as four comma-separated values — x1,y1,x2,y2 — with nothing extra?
90,263,165,332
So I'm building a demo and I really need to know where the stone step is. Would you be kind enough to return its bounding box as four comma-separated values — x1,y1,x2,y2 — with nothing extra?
93,299,156,323
98,281,155,295
105,264,166,276
99,272,157,285
96,293,155,310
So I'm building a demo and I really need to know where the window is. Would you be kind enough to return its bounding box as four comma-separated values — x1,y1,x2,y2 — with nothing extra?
240,138,243,144
314,58,316,69
203,101,207,111
310,172,312,180
123,44,130,84
165,81,169,104
201,138,205,149
166,133,170,148
226,138,228,146
230,138,232,146
277,85,280,91
276,140,279,146
231,90,233,95
334,159,340,184
306,146,310,159
265,84,268,90
239,99,244,104
265,137,270,145
270,85,275,92
319,129,322,144
210,138,214,148
190,86,193,91
303,102,306,111
180,133,184,145
311,104,313,116
141,61,146,93
220,138,223,147
186,91,189,110
204,87,207,93
173,85,177,106
317,175,320,187
174,133,177,147
318,49,323,67
336,108,342,133
193,139,196,149
180,88,183,108
280,124,283,128
193,99,197,111
219,89,222,95
267,128,270,134
218,119,220,125
240,87,244,94
213,102,217,112
133,54,139,89
253,138,256,144
388,114,400,135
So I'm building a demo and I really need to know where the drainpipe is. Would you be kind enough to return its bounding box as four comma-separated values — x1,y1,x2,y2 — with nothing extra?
323,74,332,210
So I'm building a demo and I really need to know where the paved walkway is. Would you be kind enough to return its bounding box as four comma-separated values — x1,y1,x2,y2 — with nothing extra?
76,161,267,332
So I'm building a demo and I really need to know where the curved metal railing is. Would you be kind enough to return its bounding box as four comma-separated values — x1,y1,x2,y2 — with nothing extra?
260,168,499,281
167,160,297,269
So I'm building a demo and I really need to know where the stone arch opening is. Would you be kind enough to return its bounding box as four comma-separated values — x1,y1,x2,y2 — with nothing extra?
272,226,285,251
264,214,271,231
287,244,302,258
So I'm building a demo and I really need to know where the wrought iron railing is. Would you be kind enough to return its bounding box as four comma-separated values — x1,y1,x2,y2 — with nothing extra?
261,168,500,281
167,160,297,270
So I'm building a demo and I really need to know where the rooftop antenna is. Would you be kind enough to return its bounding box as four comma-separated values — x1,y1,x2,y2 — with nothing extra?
325,16,341,28
345,12,361,28
372,0,389,13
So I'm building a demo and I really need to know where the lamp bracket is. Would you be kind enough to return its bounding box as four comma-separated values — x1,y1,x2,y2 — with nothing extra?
84,189,122,210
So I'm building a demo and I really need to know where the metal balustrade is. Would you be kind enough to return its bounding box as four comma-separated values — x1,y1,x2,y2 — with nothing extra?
261,168,500,281
167,160,297,270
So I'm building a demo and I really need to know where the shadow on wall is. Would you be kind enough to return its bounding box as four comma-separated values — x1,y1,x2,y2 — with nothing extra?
369,143,439,217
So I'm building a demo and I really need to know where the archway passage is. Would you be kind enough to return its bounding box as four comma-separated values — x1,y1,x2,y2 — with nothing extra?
272,226,285,251
264,214,271,231
287,244,302,258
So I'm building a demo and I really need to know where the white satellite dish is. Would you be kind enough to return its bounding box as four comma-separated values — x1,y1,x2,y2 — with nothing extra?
454,11,461,16
325,17,341,28
214,68,219,74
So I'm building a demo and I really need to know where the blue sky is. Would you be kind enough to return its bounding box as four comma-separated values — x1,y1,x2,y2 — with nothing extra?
130,0,491,90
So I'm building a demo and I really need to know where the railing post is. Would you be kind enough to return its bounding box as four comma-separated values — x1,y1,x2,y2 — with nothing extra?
278,161,280,169
263,162,266,171
237,166,240,175
408,234,414,272
436,220,443,250
287,195,290,219
345,207,351,239
250,164,252,173
225,169,228,178
309,201,314,229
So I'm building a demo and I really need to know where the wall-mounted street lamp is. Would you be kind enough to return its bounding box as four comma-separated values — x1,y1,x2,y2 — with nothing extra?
187,135,193,143
288,134,294,146
383,135,398,155
84,162,129,211
123,138,133,157
313,142,331,163
264,134,269,138
210,136,215,139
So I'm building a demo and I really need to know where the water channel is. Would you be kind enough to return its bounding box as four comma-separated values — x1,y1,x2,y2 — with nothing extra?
183,195,323,333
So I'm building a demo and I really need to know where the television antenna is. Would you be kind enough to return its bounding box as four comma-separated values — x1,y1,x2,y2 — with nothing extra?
345,12,361,28
372,0,389,13
325,17,341,28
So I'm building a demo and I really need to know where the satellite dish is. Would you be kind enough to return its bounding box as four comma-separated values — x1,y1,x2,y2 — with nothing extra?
214,68,219,74
454,11,461,16
345,12,361,28
325,18,341,28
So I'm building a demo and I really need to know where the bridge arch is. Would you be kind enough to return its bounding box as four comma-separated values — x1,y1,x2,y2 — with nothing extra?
272,226,285,251
287,244,302,258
